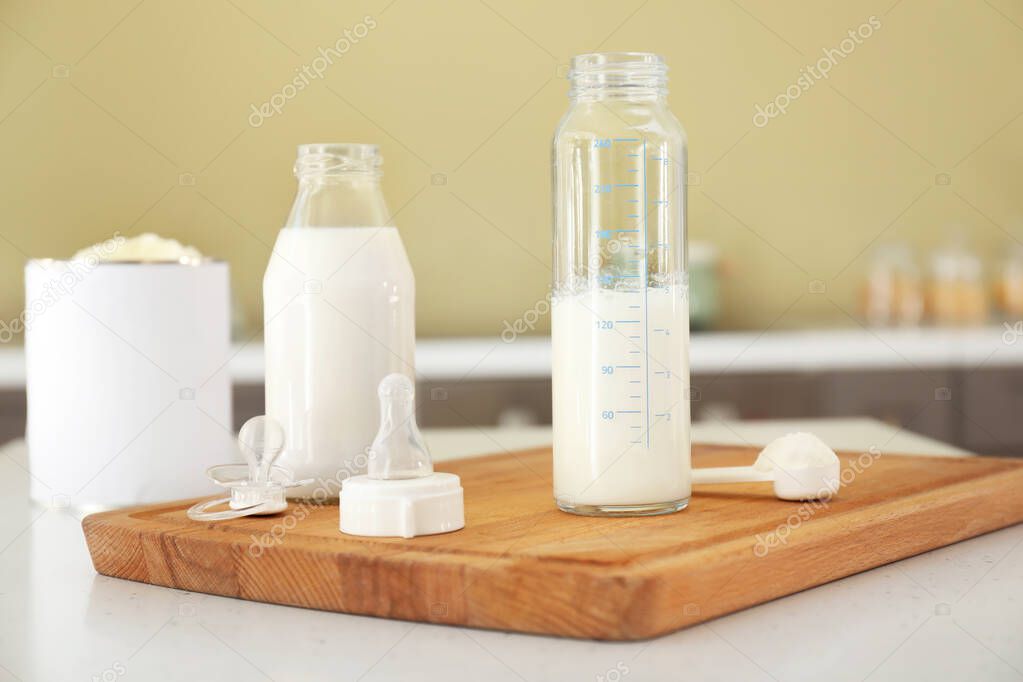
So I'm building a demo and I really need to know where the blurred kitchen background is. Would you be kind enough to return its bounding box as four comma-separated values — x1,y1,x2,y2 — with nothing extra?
1,0,1022,453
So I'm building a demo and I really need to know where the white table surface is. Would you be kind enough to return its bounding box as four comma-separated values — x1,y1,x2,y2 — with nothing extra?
1,418,1020,682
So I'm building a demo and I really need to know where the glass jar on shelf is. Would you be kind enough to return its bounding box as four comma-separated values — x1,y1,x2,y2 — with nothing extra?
994,243,1023,319
926,240,988,326
860,243,923,327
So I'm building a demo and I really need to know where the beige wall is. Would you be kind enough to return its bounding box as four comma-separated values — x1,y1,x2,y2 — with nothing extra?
1,0,1021,337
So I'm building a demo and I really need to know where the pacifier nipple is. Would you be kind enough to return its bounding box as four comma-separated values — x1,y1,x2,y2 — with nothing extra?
239,415,286,484
369,373,433,480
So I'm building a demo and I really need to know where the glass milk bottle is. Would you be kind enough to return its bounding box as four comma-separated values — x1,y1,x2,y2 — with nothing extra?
264,144,415,500
552,53,691,516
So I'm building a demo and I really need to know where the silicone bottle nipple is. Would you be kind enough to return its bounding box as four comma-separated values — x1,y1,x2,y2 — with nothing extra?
368,373,433,480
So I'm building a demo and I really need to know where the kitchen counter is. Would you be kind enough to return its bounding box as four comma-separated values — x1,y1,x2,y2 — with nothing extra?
196,326,1023,381
2,326,1023,388
1,418,1019,681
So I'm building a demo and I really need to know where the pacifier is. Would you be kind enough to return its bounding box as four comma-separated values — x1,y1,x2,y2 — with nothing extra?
340,373,465,538
187,415,313,521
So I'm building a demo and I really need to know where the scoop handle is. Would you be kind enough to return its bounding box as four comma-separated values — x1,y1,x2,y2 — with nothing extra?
691,466,774,485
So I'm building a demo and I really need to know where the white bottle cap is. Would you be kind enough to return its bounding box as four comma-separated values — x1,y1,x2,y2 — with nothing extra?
340,472,464,538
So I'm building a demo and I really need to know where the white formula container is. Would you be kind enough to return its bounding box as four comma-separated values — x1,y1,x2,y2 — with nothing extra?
25,256,233,512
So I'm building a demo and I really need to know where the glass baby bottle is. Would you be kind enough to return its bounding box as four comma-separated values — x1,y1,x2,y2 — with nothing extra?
551,53,691,516
263,144,415,500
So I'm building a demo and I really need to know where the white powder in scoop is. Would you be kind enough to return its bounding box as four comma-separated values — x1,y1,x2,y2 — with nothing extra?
754,432,838,472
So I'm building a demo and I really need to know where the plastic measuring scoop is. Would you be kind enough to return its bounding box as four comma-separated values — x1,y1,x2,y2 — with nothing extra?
187,416,313,521
340,374,464,538
691,432,841,501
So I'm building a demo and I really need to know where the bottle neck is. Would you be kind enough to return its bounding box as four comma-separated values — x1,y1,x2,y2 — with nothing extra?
570,89,667,103
285,174,390,228
568,52,668,103
285,143,390,228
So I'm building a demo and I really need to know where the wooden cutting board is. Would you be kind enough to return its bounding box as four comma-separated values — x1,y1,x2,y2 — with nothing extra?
83,445,1023,640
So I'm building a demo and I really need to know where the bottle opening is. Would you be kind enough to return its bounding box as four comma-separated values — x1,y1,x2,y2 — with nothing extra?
295,143,382,178
285,142,391,227
569,52,668,98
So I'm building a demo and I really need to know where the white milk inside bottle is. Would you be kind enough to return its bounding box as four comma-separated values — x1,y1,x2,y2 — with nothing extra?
552,286,691,508
263,144,414,499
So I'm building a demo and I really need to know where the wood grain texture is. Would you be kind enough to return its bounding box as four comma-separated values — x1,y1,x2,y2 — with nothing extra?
82,445,1023,640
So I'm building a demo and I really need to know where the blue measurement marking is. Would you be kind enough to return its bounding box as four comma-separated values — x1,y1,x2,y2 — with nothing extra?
642,138,650,446
616,184,639,188
628,304,641,309
617,319,640,323
629,380,641,383
627,214,639,218
626,153,640,157
629,395,641,399
617,410,640,414
627,169,638,173
614,138,640,142
616,365,640,369
626,199,640,203
653,200,669,205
